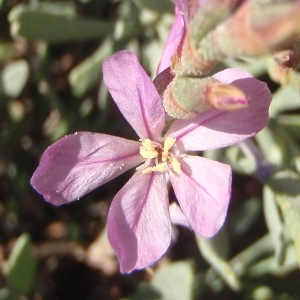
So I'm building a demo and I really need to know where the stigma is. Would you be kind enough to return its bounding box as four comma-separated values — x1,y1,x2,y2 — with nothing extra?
139,137,181,174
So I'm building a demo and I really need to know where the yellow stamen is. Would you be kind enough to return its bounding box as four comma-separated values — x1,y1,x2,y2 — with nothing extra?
140,139,158,159
142,162,168,174
162,137,176,162
170,156,181,174
138,137,182,175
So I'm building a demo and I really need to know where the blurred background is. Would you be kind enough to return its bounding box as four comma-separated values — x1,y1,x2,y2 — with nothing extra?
0,0,300,299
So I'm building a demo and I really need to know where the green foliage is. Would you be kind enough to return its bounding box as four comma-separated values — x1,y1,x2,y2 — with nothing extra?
263,186,286,265
69,38,113,96
1,59,29,98
151,261,194,300
9,3,115,44
6,234,36,296
196,233,241,291
121,283,160,300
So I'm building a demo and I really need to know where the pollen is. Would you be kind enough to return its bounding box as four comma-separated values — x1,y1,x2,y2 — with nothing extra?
170,156,181,174
139,137,181,174
140,138,158,159
162,137,176,162
142,162,168,174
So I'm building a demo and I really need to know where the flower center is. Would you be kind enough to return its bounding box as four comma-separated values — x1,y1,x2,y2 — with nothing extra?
139,137,181,174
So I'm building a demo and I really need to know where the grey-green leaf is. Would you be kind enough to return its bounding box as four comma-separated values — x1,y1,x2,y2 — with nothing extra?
269,86,300,117
2,59,29,98
151,261,194,300
196,235,241,291
69,39,113,96
263,185,287,265
121,283,161,300
275,194,300,266
6,233,36,295
267,169,300,196
9,3,114,44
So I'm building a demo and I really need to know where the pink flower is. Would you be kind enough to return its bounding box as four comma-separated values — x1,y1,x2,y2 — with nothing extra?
157,6,185,73
158,0,199,73
31,51,271,273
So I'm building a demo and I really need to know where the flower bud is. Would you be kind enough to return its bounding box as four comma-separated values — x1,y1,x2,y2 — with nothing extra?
268,60,299,88
163,76,248,119
273,41,300,70
206,82,248,111
179,0,300,75
176,0,243,76
177,31,217,76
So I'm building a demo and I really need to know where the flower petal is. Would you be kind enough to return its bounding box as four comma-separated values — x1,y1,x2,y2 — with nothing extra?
172,0,187,14
169,202,191,229
107,171,171,273
158,0,206,74
157,8,185,73
169,155,232,238
103,51,165,140
31,132,142,206
172,0,203,23
166,68,271,151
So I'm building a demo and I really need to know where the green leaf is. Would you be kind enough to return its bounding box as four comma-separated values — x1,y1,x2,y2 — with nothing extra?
69,38,113,96
225,145,255,175
196,235,241,291
229,234,273,276
9,3,114,44
295,154,300,174
266,169,300,196
248,244,298,277
255,121,297,167
133,0,173,13
0,43,16,62
252,286,274,300
277,114,300,139
0,288,10,300
263,186,287,265
269,86,300,117
151,261,194,300
1,59,29,98
229,197,261,237
121,283,161,300
6,233,36,295
275,193,300,267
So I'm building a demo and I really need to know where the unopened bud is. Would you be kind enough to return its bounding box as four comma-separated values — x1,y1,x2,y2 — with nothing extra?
163,77,216,119
207,83,248,110
162,76,248,119
178,32,217,76
273,42,300,70
176,0,242,76
184,1,300,70
268,60,299,88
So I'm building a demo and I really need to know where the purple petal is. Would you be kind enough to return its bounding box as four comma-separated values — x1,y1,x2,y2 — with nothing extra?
172,0,187,14
153,67,175,98
166,68,271,151
107,171,171,273
172,0,203,23
103,51,165,140
169,155,232,238
169,202,191,229
157,8,185,73
31,132,142,206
